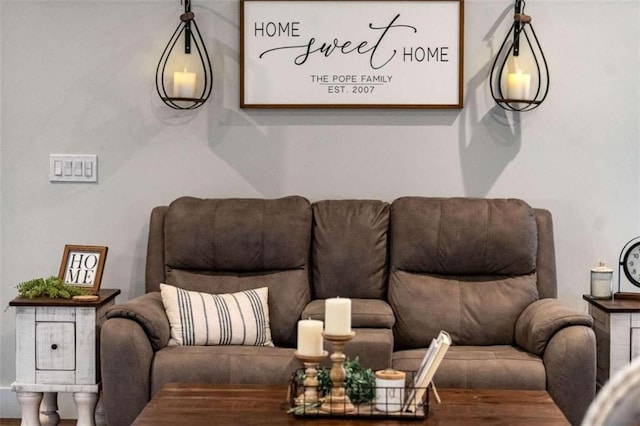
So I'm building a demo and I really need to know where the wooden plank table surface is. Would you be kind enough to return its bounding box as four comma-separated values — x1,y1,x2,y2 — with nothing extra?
132,384,569,425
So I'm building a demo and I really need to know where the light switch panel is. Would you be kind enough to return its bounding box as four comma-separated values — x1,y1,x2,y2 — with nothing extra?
49,155,97,182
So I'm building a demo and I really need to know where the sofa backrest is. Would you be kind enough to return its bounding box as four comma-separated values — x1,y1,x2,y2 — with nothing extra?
388,197,555,349
311,200,389,299
144,196,557,350
145,196,312,347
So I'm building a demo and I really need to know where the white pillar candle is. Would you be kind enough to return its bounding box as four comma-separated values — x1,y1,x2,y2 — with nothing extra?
324,297,351,335
507,69,531,100
297,319,324,356
173,68,196,98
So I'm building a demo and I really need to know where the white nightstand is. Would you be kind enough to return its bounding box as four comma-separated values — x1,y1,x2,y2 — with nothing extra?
10,289,120,426
583,294,640,389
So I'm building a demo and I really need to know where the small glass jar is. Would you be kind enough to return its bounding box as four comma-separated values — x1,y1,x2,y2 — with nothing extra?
591,262,613,299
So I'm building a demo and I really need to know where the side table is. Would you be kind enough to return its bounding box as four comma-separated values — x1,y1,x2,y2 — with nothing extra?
583,294,640,389
10,289,120,426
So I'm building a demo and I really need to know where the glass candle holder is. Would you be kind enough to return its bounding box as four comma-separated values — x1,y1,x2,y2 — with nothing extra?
591,262,613,299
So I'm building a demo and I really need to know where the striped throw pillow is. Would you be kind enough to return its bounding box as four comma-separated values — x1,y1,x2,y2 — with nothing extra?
160,284,274,347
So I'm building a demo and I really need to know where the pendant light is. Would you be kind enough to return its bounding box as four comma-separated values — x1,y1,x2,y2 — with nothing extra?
489,0,549,112
155,0,213,110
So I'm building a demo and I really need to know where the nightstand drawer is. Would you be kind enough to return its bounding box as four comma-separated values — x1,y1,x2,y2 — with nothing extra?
35,322,75,371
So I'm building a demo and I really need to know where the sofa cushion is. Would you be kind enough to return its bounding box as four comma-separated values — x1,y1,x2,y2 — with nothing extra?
312,200,389,299
393,345,546,390
390,197,538,275
160,284,274,347
154,196,313,347
389,197,540,350
390,271,538,349
151,346,298,396
164,196,311,272
302,299,395,328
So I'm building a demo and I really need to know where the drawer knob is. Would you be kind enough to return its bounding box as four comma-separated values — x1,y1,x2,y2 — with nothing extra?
51,344,58,350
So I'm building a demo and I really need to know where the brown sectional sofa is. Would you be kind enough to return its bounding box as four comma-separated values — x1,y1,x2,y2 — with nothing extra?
100,196,595,425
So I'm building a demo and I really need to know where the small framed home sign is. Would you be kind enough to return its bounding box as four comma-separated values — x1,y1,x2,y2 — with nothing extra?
58,245,108,293
241,0,464,108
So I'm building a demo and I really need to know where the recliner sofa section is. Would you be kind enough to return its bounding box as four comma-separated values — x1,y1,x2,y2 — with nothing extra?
101,196,595,426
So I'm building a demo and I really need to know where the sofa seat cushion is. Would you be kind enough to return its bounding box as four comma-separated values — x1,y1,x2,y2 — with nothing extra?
160,284,273,347
302,299,395,328
150,346,298,396
392,345,546,390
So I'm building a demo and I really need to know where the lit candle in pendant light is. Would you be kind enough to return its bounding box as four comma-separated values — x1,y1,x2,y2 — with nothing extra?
507,69,531,100
173,68,196,98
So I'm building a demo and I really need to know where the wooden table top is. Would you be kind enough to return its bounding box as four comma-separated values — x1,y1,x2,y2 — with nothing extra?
9,288,120,307
132,384,569,425
583,294,640,312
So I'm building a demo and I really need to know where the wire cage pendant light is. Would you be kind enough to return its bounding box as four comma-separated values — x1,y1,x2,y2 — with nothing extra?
155,0,213,110
490,0,549,112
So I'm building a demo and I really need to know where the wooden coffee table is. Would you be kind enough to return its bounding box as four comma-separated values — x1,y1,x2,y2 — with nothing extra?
132,383,569,425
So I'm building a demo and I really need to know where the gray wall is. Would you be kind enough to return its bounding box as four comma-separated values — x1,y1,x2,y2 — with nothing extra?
1,0,639,418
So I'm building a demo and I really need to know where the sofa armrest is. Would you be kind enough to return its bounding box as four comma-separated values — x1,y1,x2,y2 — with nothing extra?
515,298,593,356
544,325,596,425
101,317,155,426
105,291,170,351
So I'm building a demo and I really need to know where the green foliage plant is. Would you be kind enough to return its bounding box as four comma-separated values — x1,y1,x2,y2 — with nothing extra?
16,276,92,299
316,356,376,405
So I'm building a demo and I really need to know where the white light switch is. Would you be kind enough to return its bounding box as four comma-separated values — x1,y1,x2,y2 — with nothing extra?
53,161,63,176
73,161,83,176
49,155,98,182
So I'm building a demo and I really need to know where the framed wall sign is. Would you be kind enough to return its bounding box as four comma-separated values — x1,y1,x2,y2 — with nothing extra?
241,0,464,108
58,245,108,293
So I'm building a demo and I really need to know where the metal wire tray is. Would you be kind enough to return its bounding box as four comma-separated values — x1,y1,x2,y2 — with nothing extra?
288,369,429,419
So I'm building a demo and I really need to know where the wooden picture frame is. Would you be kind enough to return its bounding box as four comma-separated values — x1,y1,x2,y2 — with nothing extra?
58,245,108,293
241,0,464,108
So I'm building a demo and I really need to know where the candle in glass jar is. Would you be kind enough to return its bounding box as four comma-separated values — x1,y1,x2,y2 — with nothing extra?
324,297,351,335
297,319,324,356
173,68,196,98
591,262,613,299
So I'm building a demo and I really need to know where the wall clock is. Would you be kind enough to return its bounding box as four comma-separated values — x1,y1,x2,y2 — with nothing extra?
617,236,640,298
